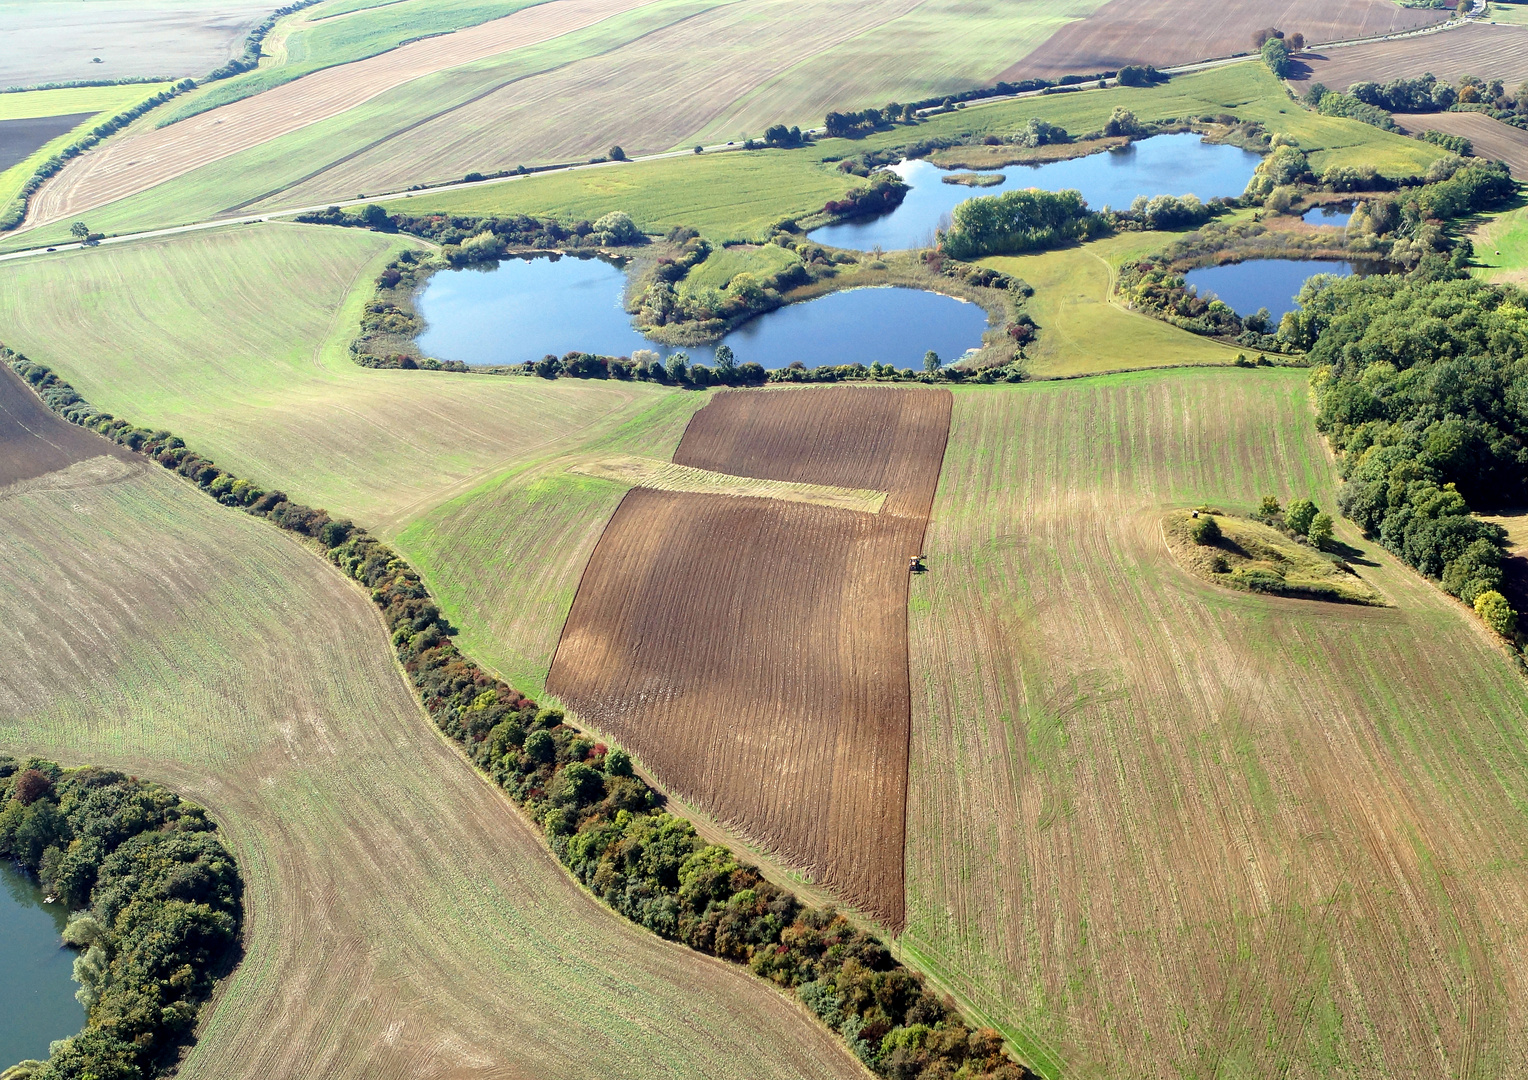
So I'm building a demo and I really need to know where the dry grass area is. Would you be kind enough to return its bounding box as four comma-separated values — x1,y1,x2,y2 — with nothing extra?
1162,507,1385,605
21,0,654,228
1287,22,1528,92
1395,110,1528,174
549,386,950,927
0,445,868,1080
572,453,889,513
903,368,1528,1078
1004,0,1446,81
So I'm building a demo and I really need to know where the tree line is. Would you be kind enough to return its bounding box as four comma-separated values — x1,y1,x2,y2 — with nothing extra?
2,347,1037,1080
1289,269,1528,641
0,758,243,1080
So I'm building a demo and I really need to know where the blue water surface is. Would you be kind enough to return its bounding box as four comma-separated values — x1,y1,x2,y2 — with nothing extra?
1302,204,1354,227
1183,259,1358,321
1,860,84,1067
416,254,990,370
809,133,1263,251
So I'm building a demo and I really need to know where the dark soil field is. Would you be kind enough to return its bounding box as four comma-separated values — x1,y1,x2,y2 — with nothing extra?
1287,23,1528,92
549,386,950,927
1395,110,1528,174
0,113,94,172
0,361,133,486
1006,0,1446,81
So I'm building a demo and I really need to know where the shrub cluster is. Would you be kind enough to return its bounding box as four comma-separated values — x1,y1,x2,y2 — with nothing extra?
0,758,242,1080
941,187,1106,260
1416,129,1472,155
3,348,1035,1079
1,81,194,230
294,204,647,259
821,174,909,221
1290,272,1528,638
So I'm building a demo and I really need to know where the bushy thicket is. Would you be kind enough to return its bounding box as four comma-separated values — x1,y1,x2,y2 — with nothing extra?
294,204,647,260
2,348,1035,1080
1417,129,1472,155
1304,86,1400,131
1289,271,1528,635
0,759,242,1080
1,81,194,230
821,174,909,221
940,187,1105,259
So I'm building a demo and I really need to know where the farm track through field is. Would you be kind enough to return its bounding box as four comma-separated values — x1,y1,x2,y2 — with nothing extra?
21,0,658,229
904,371,1528,1077
1004,0,1446,82
1395,111,1528,175
1286,22,1528,92
549,386,950,927
0,406,869,1079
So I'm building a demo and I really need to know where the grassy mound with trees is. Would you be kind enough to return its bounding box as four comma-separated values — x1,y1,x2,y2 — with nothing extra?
0,758,243,1080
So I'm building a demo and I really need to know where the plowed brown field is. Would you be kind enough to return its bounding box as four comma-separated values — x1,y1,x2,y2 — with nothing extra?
548,386,950,927
0,360,133,485
1287,22,1528,93
1396,110,1528,174
23,0,655,229
1005,0,1446,81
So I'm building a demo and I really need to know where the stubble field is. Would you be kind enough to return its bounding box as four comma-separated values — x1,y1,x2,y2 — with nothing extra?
549,386,950,926
1394,110,1528,174
903,368,1528,1078
0,416,868,1078
1287,22,1528,93
1007,0,1447,80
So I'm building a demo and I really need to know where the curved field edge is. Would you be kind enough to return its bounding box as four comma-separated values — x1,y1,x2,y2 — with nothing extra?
904,370,1528,1078
0,431,870,1080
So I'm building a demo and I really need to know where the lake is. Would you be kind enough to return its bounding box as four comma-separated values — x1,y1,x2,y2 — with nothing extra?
1183,259,1360,321
416,255,991,370
809,133,1263,252
0,860,84,1067
1302,204,1354,228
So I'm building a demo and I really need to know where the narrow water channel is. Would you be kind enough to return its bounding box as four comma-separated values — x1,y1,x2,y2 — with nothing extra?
415,255,991,369
809,133,1263,252
0,860,84,1067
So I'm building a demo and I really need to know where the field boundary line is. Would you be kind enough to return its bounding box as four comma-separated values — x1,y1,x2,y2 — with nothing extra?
569,452,889,512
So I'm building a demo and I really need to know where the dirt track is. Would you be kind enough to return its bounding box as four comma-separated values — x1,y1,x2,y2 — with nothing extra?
0,360,133,486
1395,111,1528,174
1286,22,1528,91
1006,0,1446,80
23,0,655,229
548,386,950,927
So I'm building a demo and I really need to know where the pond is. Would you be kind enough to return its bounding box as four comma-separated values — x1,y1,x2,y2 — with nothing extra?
809,133,1264,252
1302,204,1354,228
0,860,84,1067
415,255,991,370
1183,258,1363,322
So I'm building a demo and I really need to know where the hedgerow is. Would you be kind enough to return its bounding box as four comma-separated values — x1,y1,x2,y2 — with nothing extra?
0,758,243,1080
2,345,1036,1080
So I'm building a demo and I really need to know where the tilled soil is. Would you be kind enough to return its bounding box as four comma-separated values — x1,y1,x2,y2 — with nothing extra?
549,385,950,927
0,360,133,488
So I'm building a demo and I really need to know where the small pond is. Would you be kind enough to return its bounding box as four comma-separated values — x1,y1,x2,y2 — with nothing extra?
1302,204,1354,228
809,133,1264,252
1,860,84,1067
1183,259,1366,322
415,255,991,370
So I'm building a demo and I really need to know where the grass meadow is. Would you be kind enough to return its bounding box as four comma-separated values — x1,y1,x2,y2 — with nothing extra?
0,222,694,529
0,458,866,1080
984,229,1246,377
905,368,1528,1078
1472,201,1528,285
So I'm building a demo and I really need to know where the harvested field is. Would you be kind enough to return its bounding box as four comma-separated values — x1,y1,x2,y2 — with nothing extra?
0,361,134,486
549,386,951,926
1287,22,1528,92
22,0,655,229
904,369,1528,1077
1395,110,1528,174
1005,0,1446,81
0,0,272,87
571,453,889,513
0,454,868,1080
